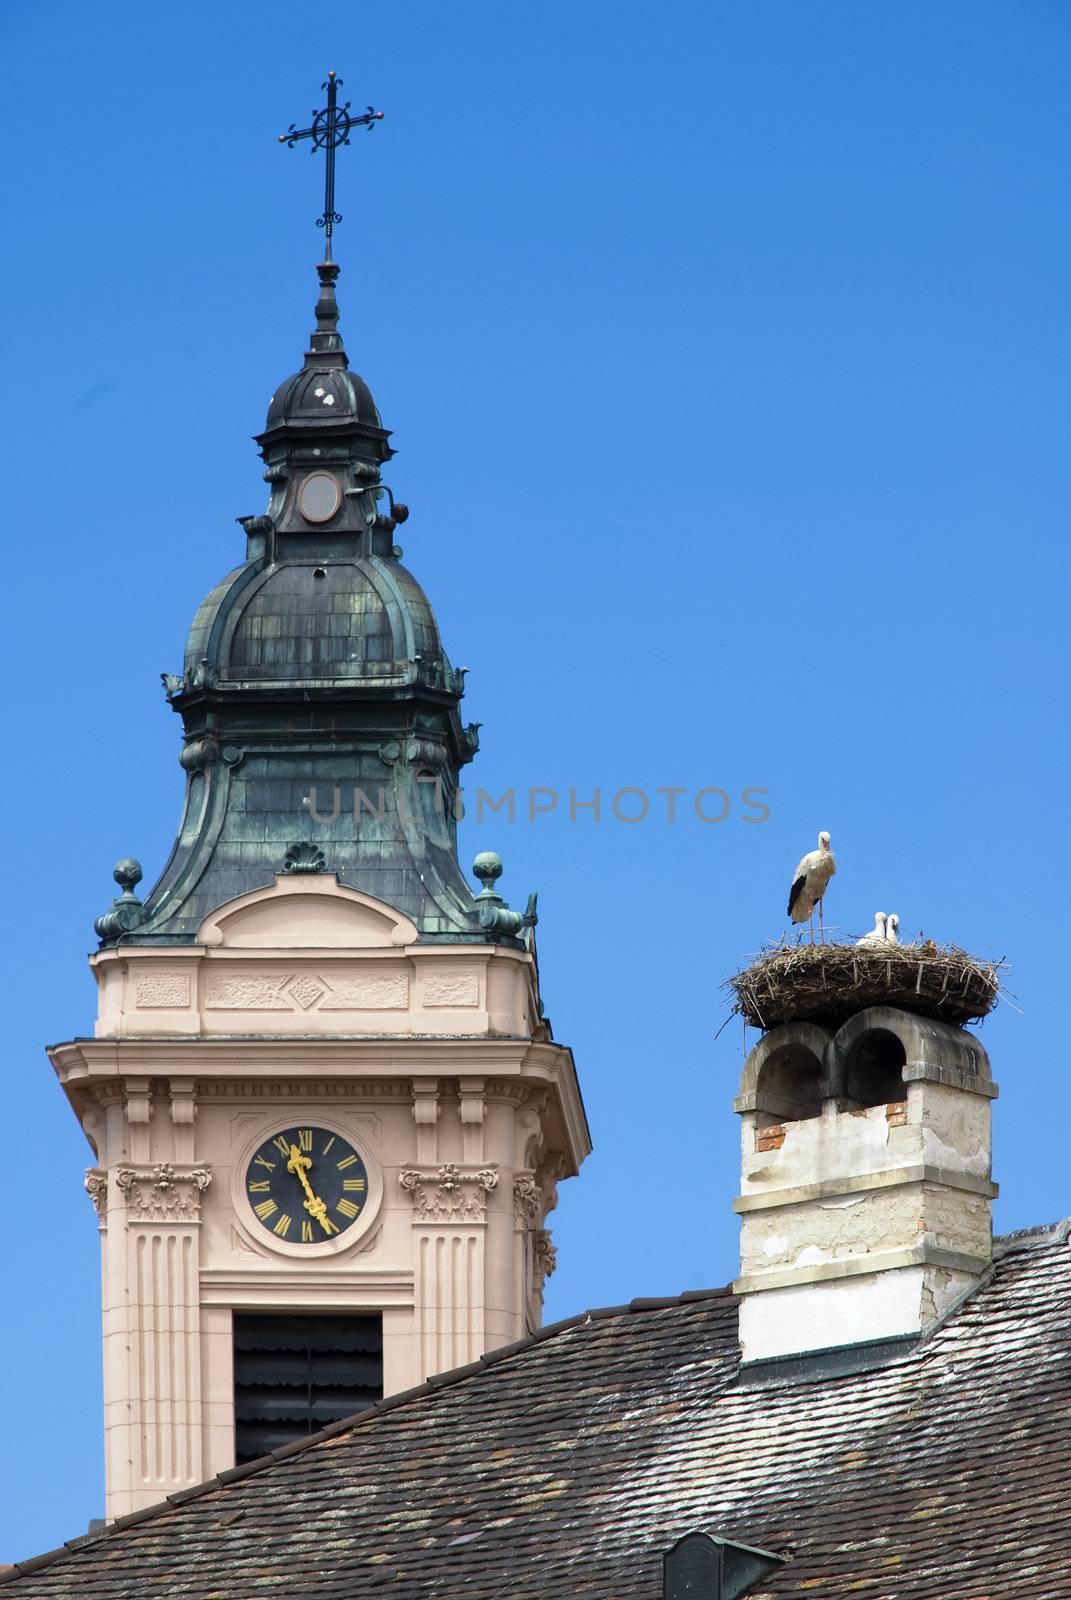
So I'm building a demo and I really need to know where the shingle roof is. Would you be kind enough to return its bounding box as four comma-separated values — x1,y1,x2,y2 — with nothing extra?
5,1222,1070,1599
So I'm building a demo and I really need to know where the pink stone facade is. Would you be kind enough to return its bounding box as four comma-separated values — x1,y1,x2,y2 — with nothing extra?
54,875,588,1519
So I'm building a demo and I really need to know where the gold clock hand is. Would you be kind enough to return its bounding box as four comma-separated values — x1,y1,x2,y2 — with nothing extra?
287,1143,337,1236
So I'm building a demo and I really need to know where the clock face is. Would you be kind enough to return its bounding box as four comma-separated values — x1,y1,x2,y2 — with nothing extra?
244,1125,369,1246
299,471,341,524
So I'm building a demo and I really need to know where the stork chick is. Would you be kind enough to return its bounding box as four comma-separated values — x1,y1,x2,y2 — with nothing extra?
788,831,836,944
856,912,888,947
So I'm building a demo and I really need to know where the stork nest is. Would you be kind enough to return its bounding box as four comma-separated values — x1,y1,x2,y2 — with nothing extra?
726,940,1003,1032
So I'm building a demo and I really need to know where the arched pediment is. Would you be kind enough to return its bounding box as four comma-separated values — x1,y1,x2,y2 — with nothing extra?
196,874,419,950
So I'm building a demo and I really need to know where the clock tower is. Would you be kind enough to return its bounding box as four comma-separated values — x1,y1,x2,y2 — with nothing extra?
50,252,589,1520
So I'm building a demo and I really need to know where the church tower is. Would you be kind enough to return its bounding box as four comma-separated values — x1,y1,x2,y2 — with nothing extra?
50,221,589,1517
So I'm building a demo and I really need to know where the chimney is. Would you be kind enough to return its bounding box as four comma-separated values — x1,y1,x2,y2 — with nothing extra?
733,1004,998,1364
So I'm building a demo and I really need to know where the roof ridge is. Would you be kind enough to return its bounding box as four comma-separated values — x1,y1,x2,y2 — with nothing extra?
993,1215,1071,1257
0,1283,734,1584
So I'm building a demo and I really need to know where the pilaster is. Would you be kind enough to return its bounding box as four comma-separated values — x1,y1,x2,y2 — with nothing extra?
102,1163,211,1516
399,1162,499,1377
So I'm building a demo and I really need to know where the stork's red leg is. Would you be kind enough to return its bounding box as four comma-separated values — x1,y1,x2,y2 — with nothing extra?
818,896,825,944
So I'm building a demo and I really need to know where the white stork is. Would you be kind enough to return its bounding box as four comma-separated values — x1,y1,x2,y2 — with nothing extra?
788,830,836,943
856,912,888,946
885,913,900,945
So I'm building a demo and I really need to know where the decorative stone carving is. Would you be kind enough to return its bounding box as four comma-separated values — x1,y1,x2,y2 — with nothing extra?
533,1228,557,1293
421,970,480,1008
321,973,409,1009
114,1164,212,1222
196,1079,411,1099
282,841,327,874
537,1154,564,1219
399,1162,499,1222
85,1168,108,1222
513,1173,541,1225
135,971,192,1008
202,969,412,1012
287,975,327,1011
203,973,293,1009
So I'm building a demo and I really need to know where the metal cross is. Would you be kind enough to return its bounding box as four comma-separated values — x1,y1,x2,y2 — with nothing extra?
279,72,383,260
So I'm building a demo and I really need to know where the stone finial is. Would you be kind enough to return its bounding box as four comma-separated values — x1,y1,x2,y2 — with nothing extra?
94,858,148,941
472,853,538,943
282,842,327,875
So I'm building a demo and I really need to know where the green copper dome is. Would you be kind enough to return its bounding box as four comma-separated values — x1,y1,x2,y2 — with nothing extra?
100,262,497,947
184,556,444,685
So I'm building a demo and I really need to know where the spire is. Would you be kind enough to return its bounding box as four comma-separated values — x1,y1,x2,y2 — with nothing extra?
306,260,346,366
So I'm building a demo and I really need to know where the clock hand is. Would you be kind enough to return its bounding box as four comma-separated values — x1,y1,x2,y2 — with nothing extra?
286,1144,337,1236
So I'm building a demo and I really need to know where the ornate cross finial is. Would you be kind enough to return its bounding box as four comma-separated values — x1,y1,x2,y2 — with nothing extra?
279,71,383,260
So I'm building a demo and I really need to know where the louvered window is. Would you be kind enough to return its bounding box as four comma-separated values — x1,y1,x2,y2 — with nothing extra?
233,1313,383,1464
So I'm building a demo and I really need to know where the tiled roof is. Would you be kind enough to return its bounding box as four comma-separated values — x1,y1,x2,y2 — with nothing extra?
5,1223,1070,1599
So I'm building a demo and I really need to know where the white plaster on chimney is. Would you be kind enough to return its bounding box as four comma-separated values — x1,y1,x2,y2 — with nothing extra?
734,1010,997,1362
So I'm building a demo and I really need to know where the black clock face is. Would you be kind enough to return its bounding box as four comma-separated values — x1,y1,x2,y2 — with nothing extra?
245,1126,369,1245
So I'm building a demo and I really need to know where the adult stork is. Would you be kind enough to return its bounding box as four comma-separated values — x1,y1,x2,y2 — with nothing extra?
885,913,900,945
788,830,836,943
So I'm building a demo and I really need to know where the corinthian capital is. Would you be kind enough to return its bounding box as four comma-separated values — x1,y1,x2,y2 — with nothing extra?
399,1162,499,1222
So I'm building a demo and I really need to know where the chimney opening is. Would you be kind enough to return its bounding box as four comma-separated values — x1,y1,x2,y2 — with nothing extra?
843,1028,907,1109
755,1042,824,1123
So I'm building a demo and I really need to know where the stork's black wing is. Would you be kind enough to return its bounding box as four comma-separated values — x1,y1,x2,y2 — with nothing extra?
787,874,806,917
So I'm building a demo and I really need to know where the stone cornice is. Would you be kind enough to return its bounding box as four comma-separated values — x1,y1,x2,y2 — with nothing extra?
734,1163,1000,1213
734,1240,993,1295
199,1267,415,1303
90,942,534,969
50,1036,591,1176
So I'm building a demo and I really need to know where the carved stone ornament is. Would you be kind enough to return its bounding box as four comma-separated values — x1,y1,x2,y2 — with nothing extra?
282,841,327,874
399,1162,499,1222
84,1168,108,1222
513,1174,541,1226
533,1227,557,1292
114,1163,212,1222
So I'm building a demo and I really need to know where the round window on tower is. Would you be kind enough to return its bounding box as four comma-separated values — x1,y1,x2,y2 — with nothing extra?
299,471,342,524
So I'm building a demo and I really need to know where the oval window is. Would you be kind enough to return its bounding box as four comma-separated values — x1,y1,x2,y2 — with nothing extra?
299,471,341,524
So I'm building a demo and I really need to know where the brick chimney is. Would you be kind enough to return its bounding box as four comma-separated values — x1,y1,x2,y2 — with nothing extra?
733,1006,998,1364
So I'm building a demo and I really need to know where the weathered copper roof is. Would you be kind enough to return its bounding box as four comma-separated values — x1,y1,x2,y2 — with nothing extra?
265,359,381,432
184,556,443,684
5,1221,1070,1597
98,264,493,947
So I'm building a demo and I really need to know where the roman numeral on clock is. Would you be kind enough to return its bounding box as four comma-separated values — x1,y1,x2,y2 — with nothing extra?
254,1198,277,1221
337,1198,360,1219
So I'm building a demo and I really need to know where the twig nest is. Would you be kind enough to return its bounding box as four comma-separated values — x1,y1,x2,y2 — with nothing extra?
727,941,1002,1032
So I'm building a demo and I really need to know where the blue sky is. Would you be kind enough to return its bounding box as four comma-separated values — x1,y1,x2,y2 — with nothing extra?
2,0,1069,1562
